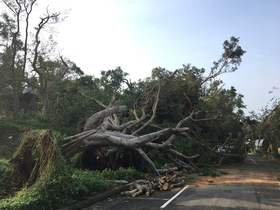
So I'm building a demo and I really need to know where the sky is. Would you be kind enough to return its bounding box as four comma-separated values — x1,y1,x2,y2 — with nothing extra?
1,0,280,113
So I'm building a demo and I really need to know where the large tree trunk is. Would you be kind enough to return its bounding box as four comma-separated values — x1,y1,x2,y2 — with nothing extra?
62,103,199,175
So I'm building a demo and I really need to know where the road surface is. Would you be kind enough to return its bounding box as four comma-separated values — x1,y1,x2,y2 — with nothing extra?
83,155,280,210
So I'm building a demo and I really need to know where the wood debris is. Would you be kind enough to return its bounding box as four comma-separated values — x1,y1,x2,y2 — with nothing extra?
122,168,186,197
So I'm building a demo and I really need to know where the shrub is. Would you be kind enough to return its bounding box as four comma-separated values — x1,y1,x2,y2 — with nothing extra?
0,159,13,197
98,167,144,181
0,168,110,210
0,166,142,210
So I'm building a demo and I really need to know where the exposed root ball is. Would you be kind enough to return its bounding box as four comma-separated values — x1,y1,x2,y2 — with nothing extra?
9,130,63,189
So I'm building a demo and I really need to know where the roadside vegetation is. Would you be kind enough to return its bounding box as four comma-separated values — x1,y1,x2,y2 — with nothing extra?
0,130,143,210
245,101,280,159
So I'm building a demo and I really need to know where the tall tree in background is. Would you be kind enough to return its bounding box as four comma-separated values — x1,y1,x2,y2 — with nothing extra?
0,0,80,119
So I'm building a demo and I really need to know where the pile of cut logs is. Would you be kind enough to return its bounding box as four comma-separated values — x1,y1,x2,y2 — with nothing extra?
122,167,186,197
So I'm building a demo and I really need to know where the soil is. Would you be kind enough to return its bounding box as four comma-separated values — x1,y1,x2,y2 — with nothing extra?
194,155,280,186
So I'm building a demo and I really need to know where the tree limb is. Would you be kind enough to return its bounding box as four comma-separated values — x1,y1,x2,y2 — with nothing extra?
83,105,127,131
132,84,160,135
135,148,159,176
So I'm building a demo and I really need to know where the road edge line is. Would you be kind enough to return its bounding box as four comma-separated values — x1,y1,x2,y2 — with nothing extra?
160,185,190,209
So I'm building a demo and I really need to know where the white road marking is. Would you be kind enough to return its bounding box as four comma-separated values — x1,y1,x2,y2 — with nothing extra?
160,185,190,209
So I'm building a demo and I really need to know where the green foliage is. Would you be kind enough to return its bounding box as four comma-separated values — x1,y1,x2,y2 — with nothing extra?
199,167,222,177
0,161,141,210
257,102,280,157
0,168,110,210
184,175,196,184
0,118,51,159
0,118,49,131
98,167,144,181
0,130,143,210
45,78,101,134
192,81,246,162
0,167,142,210
151,65,203,124
0,159,12,197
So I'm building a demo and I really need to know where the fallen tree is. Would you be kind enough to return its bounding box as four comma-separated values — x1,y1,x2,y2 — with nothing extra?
62,84,204,176
61,36,246,176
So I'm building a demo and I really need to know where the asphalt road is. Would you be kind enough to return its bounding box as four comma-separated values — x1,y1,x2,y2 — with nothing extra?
83,155,280,210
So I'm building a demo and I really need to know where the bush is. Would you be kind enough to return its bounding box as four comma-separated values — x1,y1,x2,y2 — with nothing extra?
0,167,142,210
98,167,144,181
199,167,222,177
0,168,110,210
0,159,12,197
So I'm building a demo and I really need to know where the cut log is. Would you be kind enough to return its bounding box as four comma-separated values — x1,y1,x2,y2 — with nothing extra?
122,168,187,196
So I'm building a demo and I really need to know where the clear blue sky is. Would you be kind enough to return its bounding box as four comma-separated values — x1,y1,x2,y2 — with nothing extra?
110,0,280,114
3,0,280,113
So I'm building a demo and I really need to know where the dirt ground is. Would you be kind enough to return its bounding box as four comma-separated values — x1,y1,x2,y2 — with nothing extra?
194,155,280,187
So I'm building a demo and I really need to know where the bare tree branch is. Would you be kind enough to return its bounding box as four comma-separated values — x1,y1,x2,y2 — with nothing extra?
22,0,37,73
79,91,107,108
132,84,160,135
32,11,60,74
83,105,127,131
1,0,17,14
123,108,146,133
135,148,159,175
201,60,228,84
